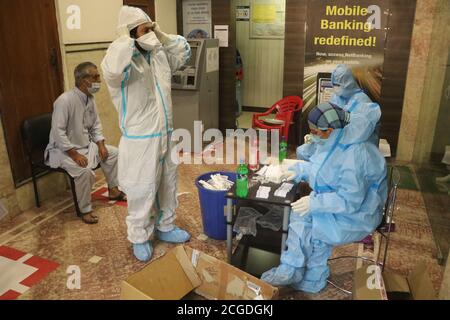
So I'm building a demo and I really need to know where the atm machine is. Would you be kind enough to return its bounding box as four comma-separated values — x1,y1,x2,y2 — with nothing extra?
172,39,220,153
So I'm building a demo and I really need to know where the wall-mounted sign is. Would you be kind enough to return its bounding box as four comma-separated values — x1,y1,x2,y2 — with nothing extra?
236,6,251,21
214,25,229,47
250,0,285,39
183,0,212,39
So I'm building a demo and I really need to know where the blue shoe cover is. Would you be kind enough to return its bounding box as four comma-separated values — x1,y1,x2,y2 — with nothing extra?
261,264,303,286
291,268,330,293
157,227,191,243
133,242,153,262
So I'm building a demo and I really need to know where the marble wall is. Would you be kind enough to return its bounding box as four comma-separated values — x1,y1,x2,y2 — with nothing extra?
397,0,450,163
0,120,67,221
0,120,21,219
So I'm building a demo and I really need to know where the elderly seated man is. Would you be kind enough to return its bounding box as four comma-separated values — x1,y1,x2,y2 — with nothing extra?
261,102,388,293
45,62,126,224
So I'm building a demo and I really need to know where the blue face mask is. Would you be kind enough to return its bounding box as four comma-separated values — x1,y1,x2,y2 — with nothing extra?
311,134,327,145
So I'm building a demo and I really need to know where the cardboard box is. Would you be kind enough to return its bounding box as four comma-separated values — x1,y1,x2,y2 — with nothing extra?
121,246,278,300
353,263,437,300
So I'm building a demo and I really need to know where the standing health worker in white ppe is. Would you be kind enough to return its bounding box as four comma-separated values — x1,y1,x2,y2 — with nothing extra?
101,6,191,262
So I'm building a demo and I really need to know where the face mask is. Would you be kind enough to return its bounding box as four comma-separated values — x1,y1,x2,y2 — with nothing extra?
311,134,327,145
136,32,161,52
88,82,101,94
333,85,343,96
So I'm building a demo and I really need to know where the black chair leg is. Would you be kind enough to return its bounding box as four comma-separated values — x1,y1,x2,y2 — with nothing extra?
30,167,41,208
68,175,83,217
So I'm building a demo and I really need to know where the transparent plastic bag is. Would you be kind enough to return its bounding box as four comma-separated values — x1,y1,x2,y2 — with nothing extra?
257,205,283,231
233,207,263,237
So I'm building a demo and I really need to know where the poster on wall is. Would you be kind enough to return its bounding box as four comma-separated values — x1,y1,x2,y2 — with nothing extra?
302,0,389,112
236,6,251,21
183,0,212,39
250,0,286,39
214,25,229,47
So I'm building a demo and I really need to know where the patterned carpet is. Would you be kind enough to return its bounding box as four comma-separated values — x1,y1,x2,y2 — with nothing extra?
0,163,445,300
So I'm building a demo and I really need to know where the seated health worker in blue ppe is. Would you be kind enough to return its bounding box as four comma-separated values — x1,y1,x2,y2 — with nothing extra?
101,6,192,262
261,102,387,293
297,64,381,161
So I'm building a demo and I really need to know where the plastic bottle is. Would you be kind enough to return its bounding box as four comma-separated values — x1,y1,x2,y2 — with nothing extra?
249,135,260,172
279,136,288,163
236,159,249,198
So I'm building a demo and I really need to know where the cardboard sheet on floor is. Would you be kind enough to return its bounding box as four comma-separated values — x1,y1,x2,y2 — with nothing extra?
353,263,437,300
121,246,278,300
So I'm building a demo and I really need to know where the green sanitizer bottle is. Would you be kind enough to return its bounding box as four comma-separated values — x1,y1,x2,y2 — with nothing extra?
279,136,288,163
236,159,249,198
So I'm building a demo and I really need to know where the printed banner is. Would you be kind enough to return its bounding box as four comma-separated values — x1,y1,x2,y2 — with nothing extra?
303,0,388,112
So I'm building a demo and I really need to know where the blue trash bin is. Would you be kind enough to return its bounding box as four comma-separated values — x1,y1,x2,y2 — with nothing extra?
195,172,236,240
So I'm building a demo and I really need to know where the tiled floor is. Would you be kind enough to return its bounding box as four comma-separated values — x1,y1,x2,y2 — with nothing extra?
415,164,450,265
0,160,446,300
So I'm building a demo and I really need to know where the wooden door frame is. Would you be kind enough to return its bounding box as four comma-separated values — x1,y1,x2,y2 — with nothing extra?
0,0,64,187
124,0,156,20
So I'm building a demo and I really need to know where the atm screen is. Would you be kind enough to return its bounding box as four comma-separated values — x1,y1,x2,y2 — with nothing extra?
187,76,195,86
186,46,197,67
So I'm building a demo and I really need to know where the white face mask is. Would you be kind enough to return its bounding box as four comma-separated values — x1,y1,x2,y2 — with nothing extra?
333,85,342,95
88,82,101,94
311,134,327,145
136,32,161,52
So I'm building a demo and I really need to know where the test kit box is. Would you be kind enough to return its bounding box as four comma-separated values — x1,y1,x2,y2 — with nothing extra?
121,246,278,300
353,263,437,300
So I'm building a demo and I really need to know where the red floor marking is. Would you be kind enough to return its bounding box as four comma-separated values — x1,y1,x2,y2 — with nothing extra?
0,246,26,261
21,255,59,287
92,187,127,207
0,246,59,300
1,290,20,300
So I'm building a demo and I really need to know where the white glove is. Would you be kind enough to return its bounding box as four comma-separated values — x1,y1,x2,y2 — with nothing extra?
304,134,313,144
280,170,297,182
291,196,311,216
152,22,170,45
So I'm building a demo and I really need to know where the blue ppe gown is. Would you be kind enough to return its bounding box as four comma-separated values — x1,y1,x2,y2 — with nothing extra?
262,129,388,293
297,64,381,161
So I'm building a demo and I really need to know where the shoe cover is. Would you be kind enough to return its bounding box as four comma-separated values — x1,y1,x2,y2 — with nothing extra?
261,264,304,286
133,242,153,262
157,227,191,243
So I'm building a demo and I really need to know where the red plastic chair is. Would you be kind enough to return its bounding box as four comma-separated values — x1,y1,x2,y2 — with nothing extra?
252,96,303,141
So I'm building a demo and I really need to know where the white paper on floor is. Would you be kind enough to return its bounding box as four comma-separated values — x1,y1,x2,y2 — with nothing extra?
196,234,209,241
88,256,103,264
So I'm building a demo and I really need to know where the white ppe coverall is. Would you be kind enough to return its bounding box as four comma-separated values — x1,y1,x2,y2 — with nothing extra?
101,7,191,244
